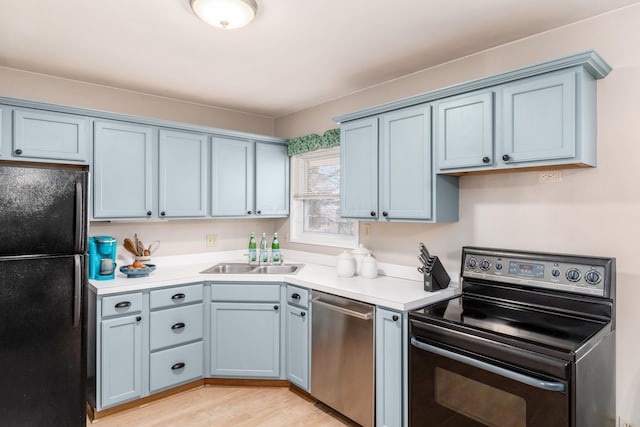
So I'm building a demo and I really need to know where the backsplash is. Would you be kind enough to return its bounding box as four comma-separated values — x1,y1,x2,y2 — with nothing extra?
89,218,279,260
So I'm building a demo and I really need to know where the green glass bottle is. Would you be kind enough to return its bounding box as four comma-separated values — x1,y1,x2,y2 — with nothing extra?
248,232,257,262
271,232,280,264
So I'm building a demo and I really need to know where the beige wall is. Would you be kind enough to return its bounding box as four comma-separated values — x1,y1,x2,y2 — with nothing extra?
275,5,640,423
0,66,275,135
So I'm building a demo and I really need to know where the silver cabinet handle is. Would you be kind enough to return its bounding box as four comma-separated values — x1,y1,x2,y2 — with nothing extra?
311,297,373,320
73,255,82,328
410,337,566,393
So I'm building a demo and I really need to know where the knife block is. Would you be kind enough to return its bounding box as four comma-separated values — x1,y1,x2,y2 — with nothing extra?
423,256,451,292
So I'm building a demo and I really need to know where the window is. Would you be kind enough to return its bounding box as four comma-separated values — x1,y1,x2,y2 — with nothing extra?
290,147,358,248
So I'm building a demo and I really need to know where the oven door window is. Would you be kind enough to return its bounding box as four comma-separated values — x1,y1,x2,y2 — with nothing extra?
410,339,569,427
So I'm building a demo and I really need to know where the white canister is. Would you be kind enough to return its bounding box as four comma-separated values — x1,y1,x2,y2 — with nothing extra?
336,251,356,277
351,244,370,275
361,254,378,279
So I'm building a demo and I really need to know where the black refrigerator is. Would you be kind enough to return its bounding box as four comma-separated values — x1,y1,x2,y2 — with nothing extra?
0,163,88,427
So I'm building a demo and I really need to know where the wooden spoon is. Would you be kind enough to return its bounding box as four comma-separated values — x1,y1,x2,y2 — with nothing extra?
123,238,138,256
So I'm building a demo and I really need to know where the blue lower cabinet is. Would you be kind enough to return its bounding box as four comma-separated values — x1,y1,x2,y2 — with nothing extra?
149,341,204,393
100,314,143,408
210,302,281,378
376,307,406,427
286,304,309,391
150,303,204,351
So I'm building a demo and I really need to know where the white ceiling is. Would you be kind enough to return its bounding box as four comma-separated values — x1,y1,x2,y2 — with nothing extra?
1,0,638,118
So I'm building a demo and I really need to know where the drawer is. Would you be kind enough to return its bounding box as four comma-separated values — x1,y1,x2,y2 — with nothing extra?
150,283,203,310
211,284,281,302
150,341,203,393
286,285,309,308
150,304,204,351
101,293,143,318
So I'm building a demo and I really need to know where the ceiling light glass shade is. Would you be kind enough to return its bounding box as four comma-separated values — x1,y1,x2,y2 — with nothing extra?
190,0,257,30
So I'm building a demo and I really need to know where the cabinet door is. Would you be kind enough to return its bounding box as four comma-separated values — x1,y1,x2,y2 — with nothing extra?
158,130,208,218
210,302,280,378
210,137,254,216
0,106,5,159
93,121,154,219
379,105,432,221
286,305,309,391
255,142,289,217
502,71,576,163
12,108,89,162
376,308,404,427
101,315,143,408
436,91,494,171
340,117,378,219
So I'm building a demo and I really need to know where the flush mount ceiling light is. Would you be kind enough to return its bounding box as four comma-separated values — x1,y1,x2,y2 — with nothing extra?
190,0,258,30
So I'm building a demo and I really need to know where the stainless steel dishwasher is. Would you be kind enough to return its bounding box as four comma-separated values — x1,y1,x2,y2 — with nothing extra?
311,290,375,427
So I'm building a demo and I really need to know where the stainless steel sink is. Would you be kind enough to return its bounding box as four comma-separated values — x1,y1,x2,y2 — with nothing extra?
200,263,254,274
251,265,301,274
200,263,303,275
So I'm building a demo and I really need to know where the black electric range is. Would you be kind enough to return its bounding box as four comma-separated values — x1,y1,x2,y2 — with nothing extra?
408,247,616,427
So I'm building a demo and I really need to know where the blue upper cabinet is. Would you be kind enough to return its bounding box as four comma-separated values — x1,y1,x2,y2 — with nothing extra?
501,70,577,164
255,142,289,217
12,108,89,163
93,120,155,219
340,117,379,219
341,108,458,223
435,90,494,171
210,136,255,217
0,106,5,159
335,51,609,176
435,67,595,174
211,138,288,218
380,105,432,221
158,129,208,218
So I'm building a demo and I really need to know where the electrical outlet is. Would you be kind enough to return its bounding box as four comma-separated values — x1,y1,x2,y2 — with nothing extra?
205,234,218,247
364,223,372,236
284,232,289,243
620,418,633,427
538,170,562,183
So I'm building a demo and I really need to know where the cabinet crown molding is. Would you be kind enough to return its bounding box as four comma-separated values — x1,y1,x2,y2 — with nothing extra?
333,50,611,124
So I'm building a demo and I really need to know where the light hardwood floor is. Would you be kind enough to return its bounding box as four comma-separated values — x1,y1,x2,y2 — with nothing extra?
89,385,351,427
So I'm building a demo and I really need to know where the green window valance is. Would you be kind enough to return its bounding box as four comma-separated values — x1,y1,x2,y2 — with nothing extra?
287,128,340,156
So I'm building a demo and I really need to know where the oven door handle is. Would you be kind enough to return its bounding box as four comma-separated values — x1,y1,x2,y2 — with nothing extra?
410,337,566,393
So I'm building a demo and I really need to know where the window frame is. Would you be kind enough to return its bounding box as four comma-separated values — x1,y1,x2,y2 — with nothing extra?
289,147,359,248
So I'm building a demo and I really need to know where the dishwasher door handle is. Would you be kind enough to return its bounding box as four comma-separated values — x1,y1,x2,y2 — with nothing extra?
311,297,374,320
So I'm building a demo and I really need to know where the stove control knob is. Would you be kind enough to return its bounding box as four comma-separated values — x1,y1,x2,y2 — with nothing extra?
566,268,581,282
551,268,561,278
480,259,491,271
495,262,503,271
585,271,601,285
466,257,477,269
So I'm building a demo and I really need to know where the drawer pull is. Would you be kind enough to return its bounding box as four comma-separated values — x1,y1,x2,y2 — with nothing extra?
171,362,186,370
171,293,186,300
171,322,186,330
115,301,131,308
291,293,300,299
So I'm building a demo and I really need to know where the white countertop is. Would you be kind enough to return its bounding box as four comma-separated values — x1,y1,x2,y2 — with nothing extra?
89,250,460,311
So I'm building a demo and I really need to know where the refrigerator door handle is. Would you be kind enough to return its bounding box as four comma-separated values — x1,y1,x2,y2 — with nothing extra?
73,255,82,328
75,181,84,253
